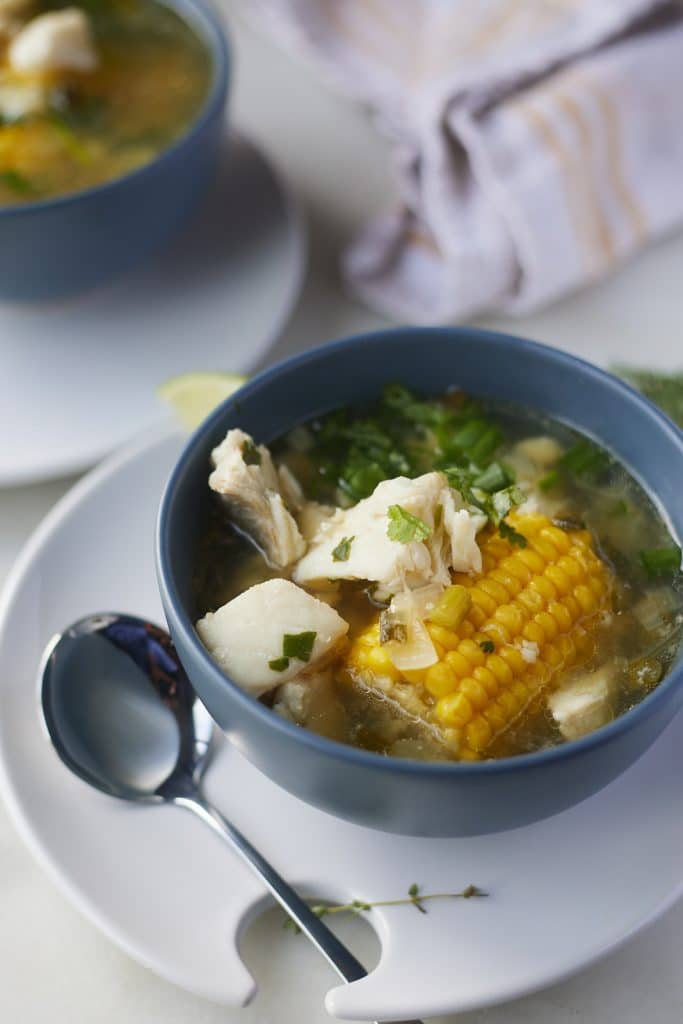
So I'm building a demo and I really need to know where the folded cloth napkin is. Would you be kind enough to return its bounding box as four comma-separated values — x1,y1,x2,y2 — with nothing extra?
248,0,683,323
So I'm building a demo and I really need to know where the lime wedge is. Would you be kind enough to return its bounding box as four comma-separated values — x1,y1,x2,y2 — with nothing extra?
158,372,247,430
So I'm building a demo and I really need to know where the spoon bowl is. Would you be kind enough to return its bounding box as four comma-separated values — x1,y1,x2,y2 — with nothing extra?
41,612,211,801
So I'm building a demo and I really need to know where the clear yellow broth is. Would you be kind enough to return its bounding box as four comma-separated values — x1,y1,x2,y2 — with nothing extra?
0,0,212,204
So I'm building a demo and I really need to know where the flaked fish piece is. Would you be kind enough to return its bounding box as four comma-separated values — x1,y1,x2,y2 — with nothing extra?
196,579,349,697
548,663,622,741
293,472,484,599
209,428,306,568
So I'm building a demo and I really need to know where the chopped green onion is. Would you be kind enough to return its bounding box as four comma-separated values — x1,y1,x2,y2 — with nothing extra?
538,470,560,493
559,440,609,481
387,504,432,543
472,461,510,493
332,536,354,562
452,419,488,452
268,656,289,672
639,546,681,577
480,640,495,654
282,631,317,662
468,425,503,464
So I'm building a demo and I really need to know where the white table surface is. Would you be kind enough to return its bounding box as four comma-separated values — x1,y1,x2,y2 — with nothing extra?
1,3,681,1021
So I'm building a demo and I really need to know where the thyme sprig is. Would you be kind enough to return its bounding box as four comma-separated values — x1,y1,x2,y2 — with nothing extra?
282,883,487,933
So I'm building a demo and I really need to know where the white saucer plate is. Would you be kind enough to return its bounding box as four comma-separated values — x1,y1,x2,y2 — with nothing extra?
0,429,680,1021
0,133,306,488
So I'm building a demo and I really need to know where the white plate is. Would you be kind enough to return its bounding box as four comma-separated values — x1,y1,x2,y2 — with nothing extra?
0,134,306,488
0,428,681,1019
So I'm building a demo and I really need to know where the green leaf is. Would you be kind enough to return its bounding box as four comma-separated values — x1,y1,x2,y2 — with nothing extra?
559,440,609,481
0,169,35,195
472,461,510,493
242,439,261,465
639,546,681,577
408,883,420,897
538,470,559,493
614,367,683,429
387,505,432,543
499,519,528,548
268,656,290,672
332,536,354,562
282,631,317,662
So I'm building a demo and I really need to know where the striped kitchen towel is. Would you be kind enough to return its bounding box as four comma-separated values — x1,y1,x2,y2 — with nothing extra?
247,0,683,323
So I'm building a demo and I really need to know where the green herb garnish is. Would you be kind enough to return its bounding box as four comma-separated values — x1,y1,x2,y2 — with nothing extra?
268,656,290,672
639,546,681,577
480,639,495,654
614,367,683,428
499,519,528,548
472,461,511,493
538,470,560,493
282,631,317,662
0,169,35,195
331,536,354,562
387,504,432,543
559,440,609,481
242,439,261,465
282,882,487,933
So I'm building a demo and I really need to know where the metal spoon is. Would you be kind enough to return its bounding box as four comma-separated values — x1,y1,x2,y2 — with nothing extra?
40,612,423,1024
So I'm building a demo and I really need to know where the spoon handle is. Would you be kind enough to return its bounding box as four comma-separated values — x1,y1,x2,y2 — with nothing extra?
173,793,424,1024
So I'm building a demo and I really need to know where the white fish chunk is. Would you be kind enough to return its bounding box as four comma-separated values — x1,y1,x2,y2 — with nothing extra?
514,436,564,469
293,472,483,599
0,75,47,120
9,8,98,74
548,664,621,742
209,428,306,568
196,579,348,697
297,500,335,542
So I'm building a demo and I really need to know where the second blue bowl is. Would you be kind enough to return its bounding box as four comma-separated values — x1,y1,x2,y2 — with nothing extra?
0,0,229,302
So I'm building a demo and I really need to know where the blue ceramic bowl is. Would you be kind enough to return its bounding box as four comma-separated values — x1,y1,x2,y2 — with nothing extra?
0,0,229,302
157,328,683,837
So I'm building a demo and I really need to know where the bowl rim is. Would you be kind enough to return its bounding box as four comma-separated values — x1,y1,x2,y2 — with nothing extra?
157,326,683,778
0,0,230,217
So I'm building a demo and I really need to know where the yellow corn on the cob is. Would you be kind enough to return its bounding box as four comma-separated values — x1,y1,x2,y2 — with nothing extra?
345,513,612,760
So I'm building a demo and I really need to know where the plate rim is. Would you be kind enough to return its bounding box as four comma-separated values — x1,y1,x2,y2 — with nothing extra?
0,426,681,1018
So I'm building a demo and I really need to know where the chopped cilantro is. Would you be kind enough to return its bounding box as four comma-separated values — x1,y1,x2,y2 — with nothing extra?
387,505,432,543
282,631,317,662
332,536,354,562
0,169,35,195
472,461,510,493
639,546,681,577
268,657,289,672
242,439,261,465
559,440,609,481
480,639,495,654
538,470,559,493
499,519,528,548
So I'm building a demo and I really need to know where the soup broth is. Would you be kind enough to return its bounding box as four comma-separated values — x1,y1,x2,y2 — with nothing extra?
0,0,211,203
194,386,682,762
